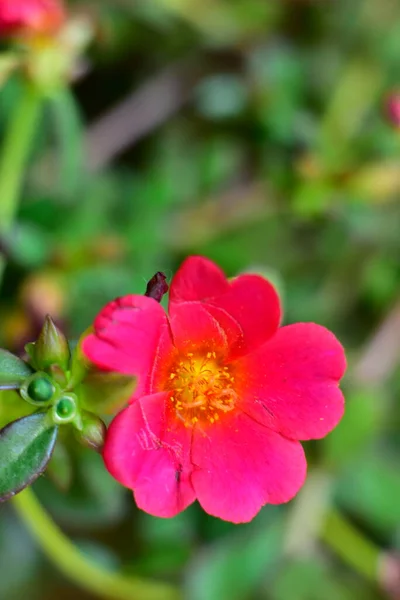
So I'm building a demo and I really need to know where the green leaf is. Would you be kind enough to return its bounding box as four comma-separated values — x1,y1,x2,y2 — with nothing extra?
271,558,376,600
0,413,58,502
185,510,284,600
1,223,50,268
335,449,400,534
0,512,39,598
79,370,136,415
0,350,33,389
49,87,84,199
46,441,73,492
35,448,127,528
41,88,84,197
0,54,19,90
322,389,385,468
0,390,34,429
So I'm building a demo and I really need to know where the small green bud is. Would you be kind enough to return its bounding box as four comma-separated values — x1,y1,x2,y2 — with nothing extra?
27,378,54,402
35,315,71,371
20,372,56,406
52,393,78,424
75,411,106,453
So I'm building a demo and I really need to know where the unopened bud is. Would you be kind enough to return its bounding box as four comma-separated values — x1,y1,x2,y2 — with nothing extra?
20,371,56,406
76,411,106,453
35,315,70,371
52,393,77,424
145,272,169,303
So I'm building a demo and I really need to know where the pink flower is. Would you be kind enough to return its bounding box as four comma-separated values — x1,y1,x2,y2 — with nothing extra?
83,256,346,523
0,0,65,37
386,92,400,128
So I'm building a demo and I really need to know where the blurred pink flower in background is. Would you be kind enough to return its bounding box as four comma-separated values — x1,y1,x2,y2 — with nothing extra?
0,0,65,37
386,92,400,128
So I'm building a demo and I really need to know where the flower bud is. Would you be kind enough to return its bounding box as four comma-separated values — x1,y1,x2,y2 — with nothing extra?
20,371,56,406
52,393,77,424
75,411,106,453
0,0,66,38
34,315,70,371
145,272,169,303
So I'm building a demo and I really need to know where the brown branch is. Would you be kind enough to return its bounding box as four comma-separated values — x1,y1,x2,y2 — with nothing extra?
353,299,400,386
84,60,200,172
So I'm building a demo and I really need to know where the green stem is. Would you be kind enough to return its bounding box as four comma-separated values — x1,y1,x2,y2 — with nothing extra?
13,487,181,600
321,508,380,583
0,82,42,285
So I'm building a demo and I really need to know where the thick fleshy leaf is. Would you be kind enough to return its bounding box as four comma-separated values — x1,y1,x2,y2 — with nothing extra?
236,323,346,441
0,413,58,502
0,390,35,429
0,350,33,389
104,393,196,518
191,412,306,523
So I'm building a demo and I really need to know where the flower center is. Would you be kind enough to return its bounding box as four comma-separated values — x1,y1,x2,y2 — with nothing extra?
167,351,237,427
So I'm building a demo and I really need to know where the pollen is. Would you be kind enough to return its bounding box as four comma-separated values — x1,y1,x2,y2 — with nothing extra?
166,350,237,427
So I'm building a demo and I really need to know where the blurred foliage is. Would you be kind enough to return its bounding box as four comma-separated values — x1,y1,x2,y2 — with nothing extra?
1,0,400,598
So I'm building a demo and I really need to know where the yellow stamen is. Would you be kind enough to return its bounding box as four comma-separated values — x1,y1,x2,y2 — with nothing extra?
166,350,237,427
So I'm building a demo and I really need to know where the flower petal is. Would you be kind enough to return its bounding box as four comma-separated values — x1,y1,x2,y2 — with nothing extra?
236,323,346,440
208,274,281,358
191,413,306,523
169,257,281,358
103,392,195,518
169,302,232,353
83,295,174,397
169,256,229,304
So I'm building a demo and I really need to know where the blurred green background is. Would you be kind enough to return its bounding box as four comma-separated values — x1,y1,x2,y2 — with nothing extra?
1,0,400,598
